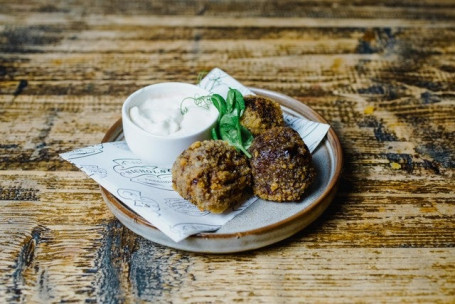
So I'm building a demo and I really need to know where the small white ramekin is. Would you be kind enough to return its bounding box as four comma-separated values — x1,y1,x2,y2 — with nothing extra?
122,82,217,167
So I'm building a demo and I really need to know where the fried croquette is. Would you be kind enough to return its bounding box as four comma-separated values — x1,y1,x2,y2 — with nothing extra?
172,140,252,213
248,126,315,201
240,95,285,136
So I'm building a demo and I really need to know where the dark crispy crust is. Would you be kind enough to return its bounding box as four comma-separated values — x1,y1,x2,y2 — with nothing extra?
172,140,252,213
248,127,315,202
240,95,285,136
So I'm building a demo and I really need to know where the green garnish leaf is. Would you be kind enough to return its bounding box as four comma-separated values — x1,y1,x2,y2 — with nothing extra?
211,127,219,140
211,89,253,158
211,94,227,119
233,88,245,117
240,125,254,150
226,89,235,113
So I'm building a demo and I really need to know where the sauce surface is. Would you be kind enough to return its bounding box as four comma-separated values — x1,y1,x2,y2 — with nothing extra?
129,93,217,137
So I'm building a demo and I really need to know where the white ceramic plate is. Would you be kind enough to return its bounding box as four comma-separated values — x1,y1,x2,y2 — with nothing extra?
100,87,342,253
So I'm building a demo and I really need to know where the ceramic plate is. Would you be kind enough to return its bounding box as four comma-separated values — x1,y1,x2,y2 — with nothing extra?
100,87,342,253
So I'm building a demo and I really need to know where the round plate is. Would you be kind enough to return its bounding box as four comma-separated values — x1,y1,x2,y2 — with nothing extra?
100,87,342,253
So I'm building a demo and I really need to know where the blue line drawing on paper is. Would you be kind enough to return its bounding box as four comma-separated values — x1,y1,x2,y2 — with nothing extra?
199,70,226,93
170,223,221,238
80,165,107,178
164,198,210,216
113,158,173,191
117,188,160,215
113,158,143,168
132,175,173,191
65,144,103,160
283,113,299,127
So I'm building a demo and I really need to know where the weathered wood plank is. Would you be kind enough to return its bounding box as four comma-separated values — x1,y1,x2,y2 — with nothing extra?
1,219,454,302
2,0,455,20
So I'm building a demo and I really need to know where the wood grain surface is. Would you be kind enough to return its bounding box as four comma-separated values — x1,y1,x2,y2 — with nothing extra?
1,0,454,303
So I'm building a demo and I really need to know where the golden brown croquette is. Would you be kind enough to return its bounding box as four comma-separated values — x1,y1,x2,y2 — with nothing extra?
172,140,252,213
240,95,285,136
248,126,315,201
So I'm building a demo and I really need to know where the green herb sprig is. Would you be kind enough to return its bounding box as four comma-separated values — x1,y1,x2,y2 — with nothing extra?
180,95,212,115
211,88,253,158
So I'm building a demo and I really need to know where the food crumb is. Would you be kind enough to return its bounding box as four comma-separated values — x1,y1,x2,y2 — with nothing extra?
364,105,375,115
390,162,401,169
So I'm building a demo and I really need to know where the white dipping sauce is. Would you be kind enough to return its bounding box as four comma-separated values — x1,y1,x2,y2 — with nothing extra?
129,93,217,137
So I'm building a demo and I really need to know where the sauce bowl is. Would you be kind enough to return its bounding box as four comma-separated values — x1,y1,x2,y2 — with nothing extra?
122,82,218,167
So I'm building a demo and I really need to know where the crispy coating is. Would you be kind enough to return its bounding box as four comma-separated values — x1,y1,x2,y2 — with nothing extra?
248,127,315,201
240,95,285,136
172,140,252,213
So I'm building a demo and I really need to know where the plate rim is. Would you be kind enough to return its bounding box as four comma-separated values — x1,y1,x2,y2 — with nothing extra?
100,87,343,242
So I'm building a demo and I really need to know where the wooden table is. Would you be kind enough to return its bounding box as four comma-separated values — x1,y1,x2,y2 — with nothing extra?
1,1,454,302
